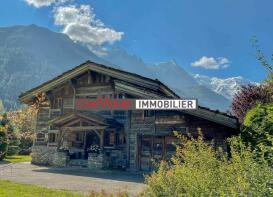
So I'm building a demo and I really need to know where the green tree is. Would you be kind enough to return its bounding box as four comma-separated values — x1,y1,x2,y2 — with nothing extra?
251,36,273,74
0,100,4,114
8,107,36,155
242,103,273,165
144,134,273,196
1,113,19,155
0,115,8,160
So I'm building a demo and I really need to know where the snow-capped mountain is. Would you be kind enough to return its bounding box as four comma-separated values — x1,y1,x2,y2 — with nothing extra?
104,48,230,111
0,25,254,112
193,74,258,100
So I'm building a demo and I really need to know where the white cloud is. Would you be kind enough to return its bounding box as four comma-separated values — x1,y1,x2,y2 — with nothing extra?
24,0,59,8
24,1,123,55
53,4,123,53
54,5,92,26
191,56,230,69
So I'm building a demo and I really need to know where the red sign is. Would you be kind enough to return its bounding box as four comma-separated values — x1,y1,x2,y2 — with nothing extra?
75,96,133,110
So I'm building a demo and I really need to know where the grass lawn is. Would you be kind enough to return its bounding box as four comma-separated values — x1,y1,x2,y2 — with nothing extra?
0,155,31,164
0,180,84,197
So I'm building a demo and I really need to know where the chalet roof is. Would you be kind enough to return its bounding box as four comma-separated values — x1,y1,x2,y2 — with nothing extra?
19,60,239,130
19,60,179,103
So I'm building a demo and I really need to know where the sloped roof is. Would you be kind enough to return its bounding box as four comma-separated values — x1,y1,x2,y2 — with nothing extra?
48,112,108,126
19,60,239,129
48,112,123,128
19,60,178,103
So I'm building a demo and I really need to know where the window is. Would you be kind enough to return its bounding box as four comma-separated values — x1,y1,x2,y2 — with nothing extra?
166,141,176,152
175,127,187,134
49,125,58,130
52,98,63,109
141,136,152,153
76,132,84,142
78,74,88,85
36,132,45,142
153,137,164,156
104,130,116,146
117,133,126,145
102,75,106,83
144,110,155,117
48,133,56,143
109,132,115,145
97,74,102,83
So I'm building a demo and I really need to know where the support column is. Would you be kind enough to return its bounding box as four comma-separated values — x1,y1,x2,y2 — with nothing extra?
83,131,87,149
100,129,104,151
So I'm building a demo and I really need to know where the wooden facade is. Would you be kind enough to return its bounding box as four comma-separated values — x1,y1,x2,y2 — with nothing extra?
19,61,239,171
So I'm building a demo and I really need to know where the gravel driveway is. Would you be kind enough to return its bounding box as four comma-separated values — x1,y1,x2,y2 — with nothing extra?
0,162,146,196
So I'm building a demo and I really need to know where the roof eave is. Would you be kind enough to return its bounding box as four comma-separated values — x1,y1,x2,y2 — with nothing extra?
19,61,176,104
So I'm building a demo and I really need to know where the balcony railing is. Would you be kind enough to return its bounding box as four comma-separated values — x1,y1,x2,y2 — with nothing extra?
50,109,62,119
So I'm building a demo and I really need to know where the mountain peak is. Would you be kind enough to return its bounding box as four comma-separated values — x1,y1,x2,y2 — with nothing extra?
193,74,258,100
0,25,110,109
0,25,243,111
155,59,177,67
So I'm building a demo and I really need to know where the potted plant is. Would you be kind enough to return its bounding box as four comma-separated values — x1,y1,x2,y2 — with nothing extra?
87,144,100,157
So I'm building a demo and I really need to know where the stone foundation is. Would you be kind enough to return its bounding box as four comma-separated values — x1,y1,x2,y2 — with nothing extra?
88,153,103,169
103,149,127,169
31,146,126,169
31,145,68,167
31,145,57,165
52,152,68,167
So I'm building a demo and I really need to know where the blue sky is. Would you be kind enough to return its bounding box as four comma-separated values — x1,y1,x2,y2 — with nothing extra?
1,0,273,82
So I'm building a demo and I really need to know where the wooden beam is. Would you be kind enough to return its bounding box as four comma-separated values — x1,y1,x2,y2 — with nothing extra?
100,129,104,150
62,126,107,131
114,80,164,99
87,70,91,84
62,119,80,127
83,131,87,149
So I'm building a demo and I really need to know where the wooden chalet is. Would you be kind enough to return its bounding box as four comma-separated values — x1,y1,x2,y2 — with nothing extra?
19,61,239,171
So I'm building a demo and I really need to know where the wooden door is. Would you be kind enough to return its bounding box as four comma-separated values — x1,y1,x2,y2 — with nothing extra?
153,137,164,162
139,135,152,171
138,135,179,171
165,136,178,160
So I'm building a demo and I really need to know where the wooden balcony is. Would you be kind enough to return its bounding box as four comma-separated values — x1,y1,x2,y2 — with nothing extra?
50,109,62,119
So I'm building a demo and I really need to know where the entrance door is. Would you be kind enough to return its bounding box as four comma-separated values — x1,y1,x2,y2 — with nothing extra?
138,135,178,171
139,136,152,171
153,137,164,162
84,131,100,158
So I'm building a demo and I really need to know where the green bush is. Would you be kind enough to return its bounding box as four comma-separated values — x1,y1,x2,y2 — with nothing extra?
1,113,19,156
144,134,273,196
18,133,33,155
18,149,31,155
7,145,19,156
0,126,8,161
242,103,273,164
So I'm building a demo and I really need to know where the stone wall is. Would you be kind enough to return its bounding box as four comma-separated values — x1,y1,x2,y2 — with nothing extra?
31,145,68,167
31,145,56,165
88,153,103,169
103,149,127,169
52,152,68,167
